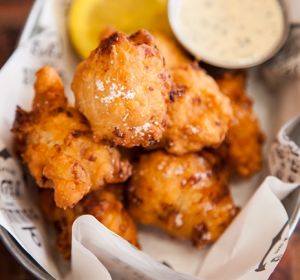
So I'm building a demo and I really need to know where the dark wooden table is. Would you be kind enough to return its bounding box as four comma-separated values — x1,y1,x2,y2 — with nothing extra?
0,1,299,279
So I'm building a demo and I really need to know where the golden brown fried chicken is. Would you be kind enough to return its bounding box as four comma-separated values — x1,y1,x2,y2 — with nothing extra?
216,71,264,176
128,151,238,248
98,28,190,69
40,188,139,259
13,66,132,208
152,32,191,69
72,30,172,148
162,64,233,155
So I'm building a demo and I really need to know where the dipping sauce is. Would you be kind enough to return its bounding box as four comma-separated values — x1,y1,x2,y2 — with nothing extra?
170,0,285,68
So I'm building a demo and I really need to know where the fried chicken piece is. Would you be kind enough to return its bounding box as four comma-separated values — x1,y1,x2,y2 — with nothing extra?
13,66,132,208
216,71,264,176
99,28,190,69
98,26,191,68
152,32,191,69
128,151,238,248
162,64,233,155
72,30,171,148
40,188,139,259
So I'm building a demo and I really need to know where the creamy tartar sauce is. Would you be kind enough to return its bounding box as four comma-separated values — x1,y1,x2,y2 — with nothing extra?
173,0,285,67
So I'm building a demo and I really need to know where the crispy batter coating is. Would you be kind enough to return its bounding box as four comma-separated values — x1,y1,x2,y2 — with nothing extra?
216,71,264,176
40,188,139,259
99,26,117,41
162,64,233,155
99,28,191,69
128,151,238,248
13,66,132,208
152,32,191,69
72,30,172,148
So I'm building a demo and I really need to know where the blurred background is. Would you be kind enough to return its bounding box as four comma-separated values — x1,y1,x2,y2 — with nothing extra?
0,0,299,279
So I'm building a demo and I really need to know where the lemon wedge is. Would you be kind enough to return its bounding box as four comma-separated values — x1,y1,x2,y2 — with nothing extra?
68,0,171,58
